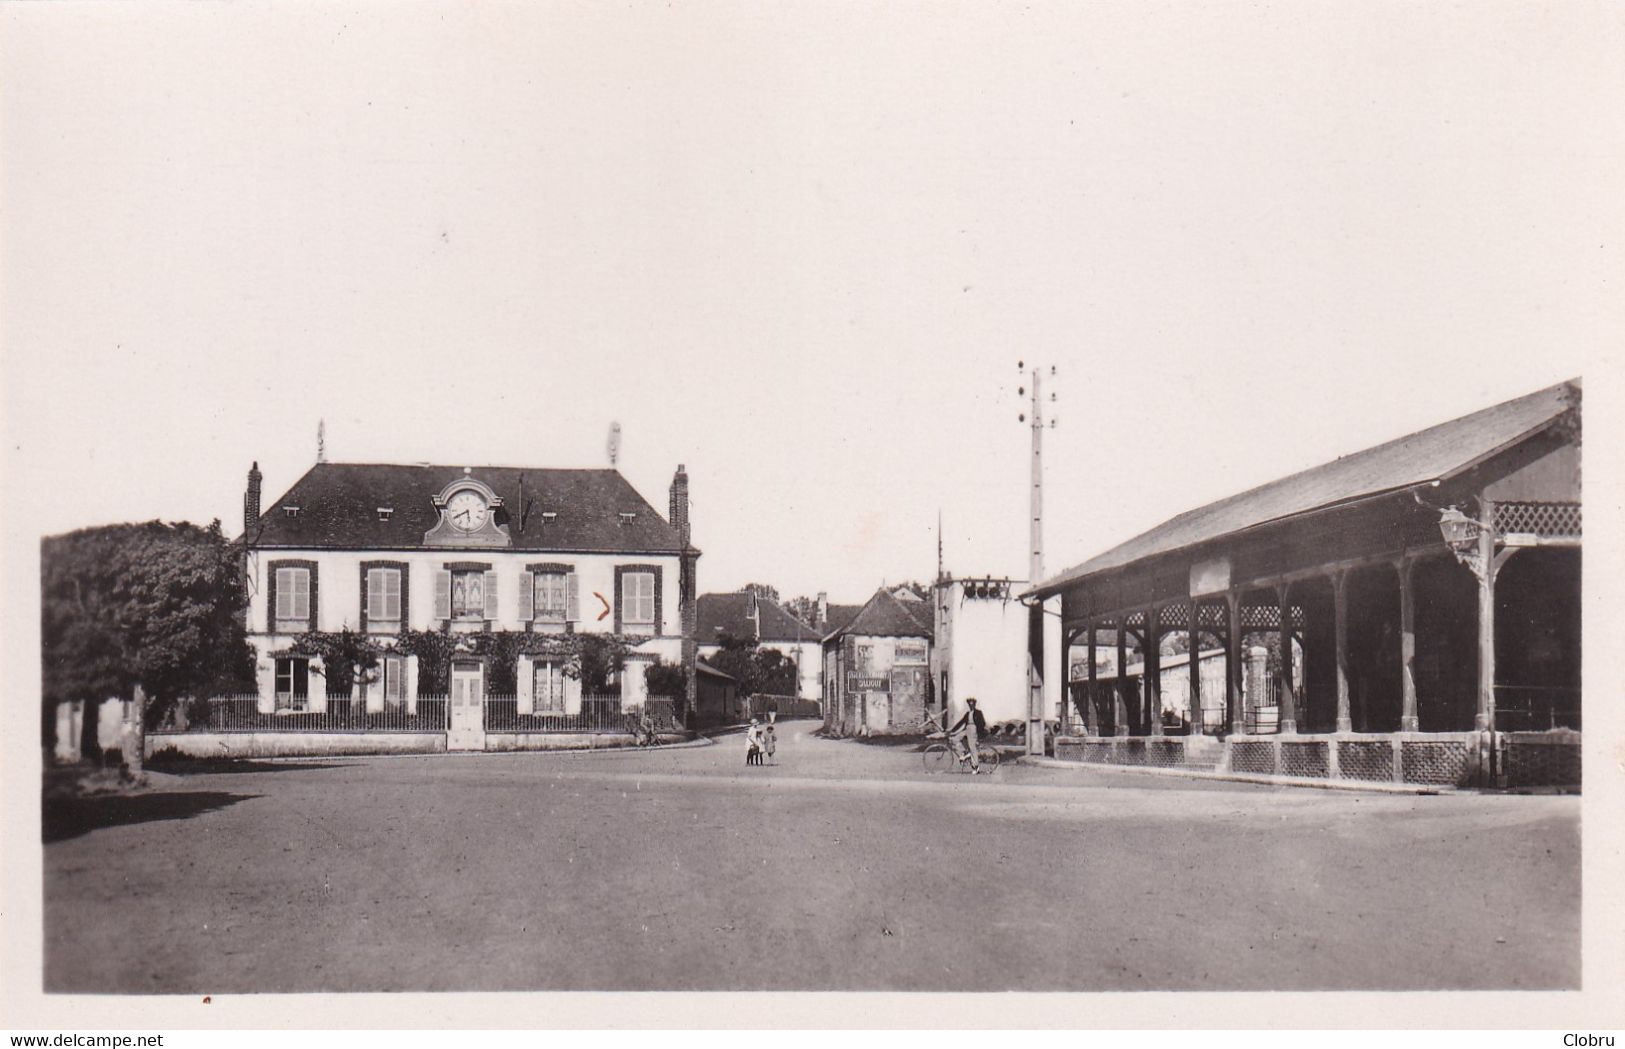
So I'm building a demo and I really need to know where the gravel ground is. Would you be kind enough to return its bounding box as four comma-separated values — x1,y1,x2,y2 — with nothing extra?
43,725,1579,992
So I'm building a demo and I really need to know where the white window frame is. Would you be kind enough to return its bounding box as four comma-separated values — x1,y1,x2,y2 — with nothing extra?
450,569,484,620
274,656,309,711
533,571,569,624
533,660,565,713
382,654,405,702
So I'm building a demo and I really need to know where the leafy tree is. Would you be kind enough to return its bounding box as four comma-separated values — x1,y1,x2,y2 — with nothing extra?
741,582,780,602
41,520,256,756
645,660,686,699
703,634,798,697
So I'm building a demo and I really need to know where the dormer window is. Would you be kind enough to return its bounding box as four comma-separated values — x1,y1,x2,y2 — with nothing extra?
377,507,394,522
283,506,301,518
618,512,637,526
541,512,558,524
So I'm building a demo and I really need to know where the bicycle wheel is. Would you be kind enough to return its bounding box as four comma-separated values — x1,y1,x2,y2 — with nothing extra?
977,745,1002,770
922,743,954,774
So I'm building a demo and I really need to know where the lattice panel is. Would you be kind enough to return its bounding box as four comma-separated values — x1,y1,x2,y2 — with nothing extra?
1338,741,1395,782
1231,741,1276,775
1198,603,1230,629
1502,741,1580,787
1123,610,1146,628
1401,741,1471,786
1280,741,1329,779
1120,739,1148,765
1157,604,1188,629
1236,605,1305,630
1496,501,1581,538
1082,741,1116,765
1146,740,1185,768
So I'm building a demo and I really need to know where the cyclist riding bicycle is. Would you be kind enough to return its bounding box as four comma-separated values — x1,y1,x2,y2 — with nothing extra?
949,697,989,774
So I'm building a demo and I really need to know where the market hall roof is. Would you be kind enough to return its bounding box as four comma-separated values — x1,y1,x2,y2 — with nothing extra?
697,592,824,644
1032,379,1579,597
248,462,689,553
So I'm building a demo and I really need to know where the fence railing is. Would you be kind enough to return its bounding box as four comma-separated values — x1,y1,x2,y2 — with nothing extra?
152,695,450,734
483,694,678,733
152,693,682,735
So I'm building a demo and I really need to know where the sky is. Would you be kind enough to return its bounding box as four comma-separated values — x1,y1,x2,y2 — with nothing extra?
3,1,1620,607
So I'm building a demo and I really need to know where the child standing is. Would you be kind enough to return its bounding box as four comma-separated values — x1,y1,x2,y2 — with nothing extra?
745,718,763,766
763,717,778,765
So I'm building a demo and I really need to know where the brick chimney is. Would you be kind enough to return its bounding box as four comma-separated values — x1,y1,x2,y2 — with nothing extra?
816,591,829,630
669,464,690,546
243,461,263,544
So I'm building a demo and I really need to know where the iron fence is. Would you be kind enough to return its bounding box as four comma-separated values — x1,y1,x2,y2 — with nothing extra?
152,694,450,733
482,694,679,733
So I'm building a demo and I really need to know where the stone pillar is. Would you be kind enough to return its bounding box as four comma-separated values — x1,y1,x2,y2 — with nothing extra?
1398,557,1419,732
308,656,328,713
1059,630,1073,736
256,656,277,713
54,700,83,764
1333,570,1352,733
406,655,421,715
1278,586,1298,735
623,657,650,712
563,673,583,716
516,654,535,715
1147,608,1163,737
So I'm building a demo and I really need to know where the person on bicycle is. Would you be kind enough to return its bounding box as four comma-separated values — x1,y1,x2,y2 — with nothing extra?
949,697,989,774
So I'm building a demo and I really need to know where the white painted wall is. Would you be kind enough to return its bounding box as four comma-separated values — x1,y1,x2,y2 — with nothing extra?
936,581,1032,726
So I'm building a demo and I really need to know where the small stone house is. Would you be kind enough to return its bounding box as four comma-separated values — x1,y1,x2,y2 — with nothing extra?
821,588,933,736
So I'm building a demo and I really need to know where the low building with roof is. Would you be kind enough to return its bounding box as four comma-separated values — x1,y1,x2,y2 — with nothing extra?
821,588,934,736
1030,380,1581,788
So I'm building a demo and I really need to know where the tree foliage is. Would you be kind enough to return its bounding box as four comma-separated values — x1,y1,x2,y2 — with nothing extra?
703,634,798,697
741,582,780,602
41,520,255,729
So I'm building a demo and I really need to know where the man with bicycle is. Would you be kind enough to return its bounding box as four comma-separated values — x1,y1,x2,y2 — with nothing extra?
949,697,989,774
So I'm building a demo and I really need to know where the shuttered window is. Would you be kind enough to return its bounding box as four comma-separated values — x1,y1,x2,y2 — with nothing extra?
533,661,565,713
450,570,484,619
622,571,655,627
367,568,402,621
382,655,404,702
275,568,310,621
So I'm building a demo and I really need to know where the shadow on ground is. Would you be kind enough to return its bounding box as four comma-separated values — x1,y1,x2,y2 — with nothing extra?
43,790,257,843
148,758,356,776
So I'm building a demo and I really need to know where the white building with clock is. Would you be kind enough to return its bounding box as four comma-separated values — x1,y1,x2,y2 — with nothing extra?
239,458,699,734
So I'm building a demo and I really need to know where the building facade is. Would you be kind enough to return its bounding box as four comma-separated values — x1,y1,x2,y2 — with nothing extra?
821,588,933,736
696,591,824,700
240,460,699,741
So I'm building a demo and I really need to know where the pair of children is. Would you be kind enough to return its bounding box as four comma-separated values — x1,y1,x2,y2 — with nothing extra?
745,716,777,766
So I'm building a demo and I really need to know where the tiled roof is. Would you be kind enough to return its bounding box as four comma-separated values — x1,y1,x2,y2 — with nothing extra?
819,604,863,635
696,658,737,682
1033,379,1579,595
826,588,934,642
697,592,824,644
248,462,687,554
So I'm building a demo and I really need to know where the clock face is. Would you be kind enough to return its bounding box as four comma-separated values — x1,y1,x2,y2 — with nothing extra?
446,489,490,532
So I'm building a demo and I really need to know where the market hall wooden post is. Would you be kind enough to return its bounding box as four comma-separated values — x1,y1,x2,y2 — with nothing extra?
1398,556,1419,732
1278,583,1298,735
1475,501,1498,734
1115,627,1130,736
1227,592,1244,736
1085,623,1101,737
1146,607,1163,736
1058,628,1073,737
1189,597,1202,735
1333,569,1352,733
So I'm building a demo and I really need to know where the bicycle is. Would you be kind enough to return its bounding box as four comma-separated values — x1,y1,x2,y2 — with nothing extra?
919,712,1001,774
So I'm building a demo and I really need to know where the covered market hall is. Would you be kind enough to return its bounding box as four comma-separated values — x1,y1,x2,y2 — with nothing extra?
1031,380,1580,789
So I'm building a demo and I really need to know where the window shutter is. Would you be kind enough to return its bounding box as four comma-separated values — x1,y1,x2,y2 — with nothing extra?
276,569,292,619
385,569,401,620
367,569,383,618
519,571,534,622
434,570,452,620
293,568,311,621
566,572,580,622
385,656,402,700
483,570,500,620
517,654,534,713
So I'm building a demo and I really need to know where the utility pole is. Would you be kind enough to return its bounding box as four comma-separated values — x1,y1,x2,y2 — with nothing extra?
1020,362,1057,756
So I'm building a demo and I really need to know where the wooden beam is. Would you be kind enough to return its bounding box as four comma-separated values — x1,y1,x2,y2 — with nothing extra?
1278,583,1298,734
1398,556,1419,732
1333,569,1352,733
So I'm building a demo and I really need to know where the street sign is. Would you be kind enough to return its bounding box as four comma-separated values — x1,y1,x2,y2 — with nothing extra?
849,675,887,692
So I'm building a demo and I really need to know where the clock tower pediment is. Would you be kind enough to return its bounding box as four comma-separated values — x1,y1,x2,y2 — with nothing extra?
423,476,512,548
